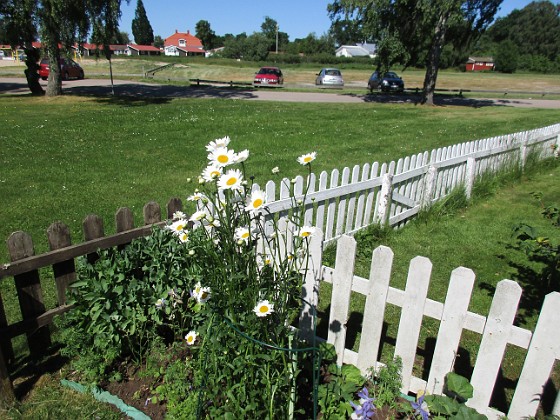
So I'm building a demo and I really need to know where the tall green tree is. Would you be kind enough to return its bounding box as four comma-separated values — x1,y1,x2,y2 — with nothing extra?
153,34,163,48
195,19,217,50
0,0,43,95
260,16,288,52
328,0,502,105
131,0,153,45
0,0,127,96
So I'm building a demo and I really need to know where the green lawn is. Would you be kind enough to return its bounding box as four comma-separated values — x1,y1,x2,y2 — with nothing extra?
0,90,559,416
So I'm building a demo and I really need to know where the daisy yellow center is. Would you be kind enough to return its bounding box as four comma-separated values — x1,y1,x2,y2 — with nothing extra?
227,177,238,186
242,232,250,239
177,224,185,230
211,170,220,177
218,155,229,163
259,305,269,313
301,231,310,237
253,198,263,207
304,156,312,163
200,291,208,300
187,336,194,343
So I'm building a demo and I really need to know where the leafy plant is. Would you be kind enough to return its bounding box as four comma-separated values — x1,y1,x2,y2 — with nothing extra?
424,372,488,419
318,363,366,419
512,192,560,294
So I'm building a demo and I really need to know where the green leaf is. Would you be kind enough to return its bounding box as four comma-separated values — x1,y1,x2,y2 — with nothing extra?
425,395,460,416
451,404,488,420
341,364,364,387
445,372,473,401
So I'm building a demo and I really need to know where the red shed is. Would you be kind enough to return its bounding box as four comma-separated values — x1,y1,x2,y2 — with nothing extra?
466,56,495,72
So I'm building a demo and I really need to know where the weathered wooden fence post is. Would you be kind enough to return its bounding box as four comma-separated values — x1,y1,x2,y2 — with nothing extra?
7,232,51,356
373,173,393,226
83,214,105,265
0,345,14,407
519,134,529,170
143,201,162,224
47,222,76,306
464,157,476,200
167,198,183,219
421,166,438,209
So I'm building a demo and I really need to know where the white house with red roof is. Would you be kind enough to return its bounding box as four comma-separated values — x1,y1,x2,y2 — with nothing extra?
164,30,205,57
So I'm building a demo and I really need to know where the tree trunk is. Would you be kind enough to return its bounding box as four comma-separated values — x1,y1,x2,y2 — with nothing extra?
42,0,63,97
421,11,449,105
23,46,44,96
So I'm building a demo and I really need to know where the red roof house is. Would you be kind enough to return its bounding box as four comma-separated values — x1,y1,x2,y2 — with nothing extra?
164,30,205,57
126,44,161,56
466,56,495,72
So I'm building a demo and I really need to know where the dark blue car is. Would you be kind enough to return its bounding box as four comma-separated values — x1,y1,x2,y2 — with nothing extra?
368,71,404,93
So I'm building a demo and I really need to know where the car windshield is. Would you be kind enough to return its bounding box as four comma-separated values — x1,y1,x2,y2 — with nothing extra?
258,68,280,75
325,69,341,76
384,72,400,79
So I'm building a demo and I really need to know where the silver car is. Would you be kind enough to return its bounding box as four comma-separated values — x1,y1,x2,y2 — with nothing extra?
315,68,344,87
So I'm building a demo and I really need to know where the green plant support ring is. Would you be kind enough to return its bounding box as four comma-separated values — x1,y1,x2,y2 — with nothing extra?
60,379,151,420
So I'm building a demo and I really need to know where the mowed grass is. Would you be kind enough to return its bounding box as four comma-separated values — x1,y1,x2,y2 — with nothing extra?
0,89,559,414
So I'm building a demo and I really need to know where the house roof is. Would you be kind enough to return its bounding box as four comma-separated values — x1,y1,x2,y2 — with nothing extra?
467,56,494,63
127,44,160,52
176,46,206,53
164,30,203,48
335,45,371,57
110,44,128,51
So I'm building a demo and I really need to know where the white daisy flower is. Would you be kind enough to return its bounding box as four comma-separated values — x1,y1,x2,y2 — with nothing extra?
208,147,236,167
271,166,280,174
296,226,316,238
297,152,317,166
187,191,205,202
166,219,188,235
245,190,267,214
178,231,189,243
205,136,231,152
192,281,202,297
172,210,187,220
185,331,198,345
196,287,211,303
207,217,221,228
189,210,207,222
201,165,222,182
253,300,274,317
217,169,243,191
234,226,251,243
235,149,249,163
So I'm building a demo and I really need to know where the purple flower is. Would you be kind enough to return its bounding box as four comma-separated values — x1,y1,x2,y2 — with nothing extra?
410,394,430,420
350,387,376,419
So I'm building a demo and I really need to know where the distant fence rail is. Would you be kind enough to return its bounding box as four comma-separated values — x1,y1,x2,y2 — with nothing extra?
144,63,175,78
0,123,559,403
189,78,253,87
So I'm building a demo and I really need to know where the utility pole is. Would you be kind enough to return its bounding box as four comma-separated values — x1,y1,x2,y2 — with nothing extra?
275,24,279,54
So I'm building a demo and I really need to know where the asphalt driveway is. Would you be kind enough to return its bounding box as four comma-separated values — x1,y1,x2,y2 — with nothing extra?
1,77,560,109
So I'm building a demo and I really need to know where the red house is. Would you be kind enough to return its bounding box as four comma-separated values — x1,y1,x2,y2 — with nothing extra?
466,56,495,72
164,30,205,57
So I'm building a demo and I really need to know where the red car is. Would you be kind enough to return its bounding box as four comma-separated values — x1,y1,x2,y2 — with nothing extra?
39,57,85,81
253,66,283,87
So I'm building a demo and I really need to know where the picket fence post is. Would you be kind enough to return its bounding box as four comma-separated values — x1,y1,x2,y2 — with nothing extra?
421,166,438,209
508,291,560,418
299,228,324,342
373,173,393,226
327,235,356,365
467,280,522,413
464,157,476,200
47,222,75,306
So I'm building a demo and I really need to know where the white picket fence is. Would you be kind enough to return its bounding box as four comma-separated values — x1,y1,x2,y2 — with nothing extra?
259,123,560,243
298,232,560,419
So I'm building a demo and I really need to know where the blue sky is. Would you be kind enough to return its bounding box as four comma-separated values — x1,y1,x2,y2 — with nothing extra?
118,0,553,42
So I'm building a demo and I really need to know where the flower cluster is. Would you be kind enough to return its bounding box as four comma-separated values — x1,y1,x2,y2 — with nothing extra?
350,387,376,419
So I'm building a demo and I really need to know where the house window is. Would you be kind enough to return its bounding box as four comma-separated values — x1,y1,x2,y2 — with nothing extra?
179,39,186,47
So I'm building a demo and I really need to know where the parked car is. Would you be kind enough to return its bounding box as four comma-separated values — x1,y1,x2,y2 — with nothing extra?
315,68,344,87
253,66,283,86
368,71,404,93
39,57,84,81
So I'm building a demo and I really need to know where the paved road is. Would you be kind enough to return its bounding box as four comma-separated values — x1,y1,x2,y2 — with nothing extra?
1,77,560,108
